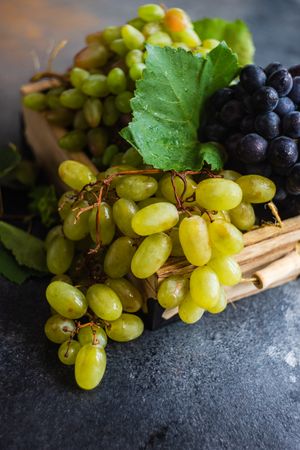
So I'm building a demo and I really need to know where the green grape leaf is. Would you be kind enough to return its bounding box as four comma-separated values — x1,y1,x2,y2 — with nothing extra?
0,244,42,284
0,221,47,272
193,18,255,66
29,185,58,227
198,142,226,171
121,43,238,171
0,144,21,178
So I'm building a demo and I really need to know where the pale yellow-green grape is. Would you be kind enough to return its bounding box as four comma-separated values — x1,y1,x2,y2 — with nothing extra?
89,202,115,244
103,95,120,126
105,313,144,342
58,191,77,220
103,164,136,188
229,202,256,231
208,255,242,286
127,17,146,31
47,236,74,275
63,201,90,241
237,175,276,203
105,278,143,312
201,210,231,224
196,178,243,211
125,49,144,67
158,173,197,204
138,196,166,208
70,67,89,88
60,89,87,109
115,91,133,113
112,198,139,238
83,98,103,128
46,87,65,109
45,225,63,250
132,202,179,236
46,281,88,319
207,287,227,314
107,68,127,94
78,326,107,348
169,227,184,257
75,344,106,390
121,147,143,167
179,216,211,266
220,170,241,181
109,38,128,57
142,22,163,37
121,24,145,50
116,175,158,201
131,232,172,279
102,26,121,44
146,31,172,47
129,62,146,81
44,314,76,344
58,340,81,365
51,274,73,284
58,160,97,191
88,127,108,156
208,220,244,255
157,275,189,309
138,4,165,22
74,43,109,69
171,29,201,47
202,39,220,50
190,266,220,309
23,92,47,111
104,236,136,278
178,292,205,324
86,284,122,321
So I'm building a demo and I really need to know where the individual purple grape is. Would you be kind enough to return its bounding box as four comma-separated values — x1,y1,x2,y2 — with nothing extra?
240,65,267,94
220,100,245,128
282,111,300,138
288,77,300,104
236,133,268,163
268,136,298,168
204,122,228,142
286,164,300,195
209,88,234,111
232,83,247,100
264,62,284,77
252,86,279,113
267,69,293,97
242,96,254,114
254,112,280,140
274,97,295,117
288,64,300,77
224,133,243,157
244,162,272,177
272,176,287,203
240,115,255,134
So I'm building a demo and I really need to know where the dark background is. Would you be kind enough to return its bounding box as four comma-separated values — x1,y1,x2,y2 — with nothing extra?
1,1,300,449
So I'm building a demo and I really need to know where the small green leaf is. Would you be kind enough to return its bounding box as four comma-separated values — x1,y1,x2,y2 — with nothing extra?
0,144,21,178
0,244,40,284
29,185,58,227
198,142,226,171
0,221,47,272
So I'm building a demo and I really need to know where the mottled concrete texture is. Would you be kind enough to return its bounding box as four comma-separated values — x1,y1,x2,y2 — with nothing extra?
1,0,300,449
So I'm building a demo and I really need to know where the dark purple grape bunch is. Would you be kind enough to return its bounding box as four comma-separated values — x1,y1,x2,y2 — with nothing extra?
203,63,300,217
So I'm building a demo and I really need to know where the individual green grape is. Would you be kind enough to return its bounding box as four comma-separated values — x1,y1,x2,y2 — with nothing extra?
172,29,201,47
87,127,108,156
57,191,76,220
85,30,104,45
179,216,211,266
115,91,133,113
208,220,244,255
87,284,122,321
75,344,106,390
131,232,172,279
158,173,197,204
78,326,107,348
138,4,165,22
132,202,179,235
46,87,65,109
109,38,128,56
201,210,231,224
83,98,103,128
237,175,276,203
125,49,144,67
51,274,73,284
121,24,145,50
142,22,163,38
121,147,143,166
63,201,90,241
107,68,127,94
129,63,146,81
146,31,172,47
102,26,121,44
105,313,144,342
105,278,143,312
169,227,184,257
58,130,87,151
73,110,89,130
44,314,76,343
202,38,220,49
104,236,136,278
58,160,97,191
208,255,242,286
74,43,109,69
70,67,89,88
81,74,109,98
45,108,74,127
46,281,88,319
23,92,47,111
229,202,256,231
89,202,115,244
58,340,81,365
138,196,166,208
207,287,227,314
190,266,220,309
157,275,189,309
102,144,119,166
196,178,243,211
112,198,139,238
116,175,158,201
103,164,136,187
178,292,205,324
103,96,120,126
220,170,241,181
47,235,74,275
127,17,146,31
60,89,86,109
45,225,63,250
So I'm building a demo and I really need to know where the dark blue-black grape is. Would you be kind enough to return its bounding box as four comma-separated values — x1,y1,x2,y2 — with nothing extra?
236,133,268,163
288,77,300,104
274,186,287,203
209,88,234,111
288,64,300,77
264,62,284,77
286,163,300,195
232,83,247,100
240,65,266,94
282,111,300,138
254,112,280,140
240,115,254,134
267,69,293,97
224,133,243,157
242,96,254,114
245,162,272,177
274,96,295,117
220,100,245,128
252,86,279,113
268,136,298,168
204,122,227,142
